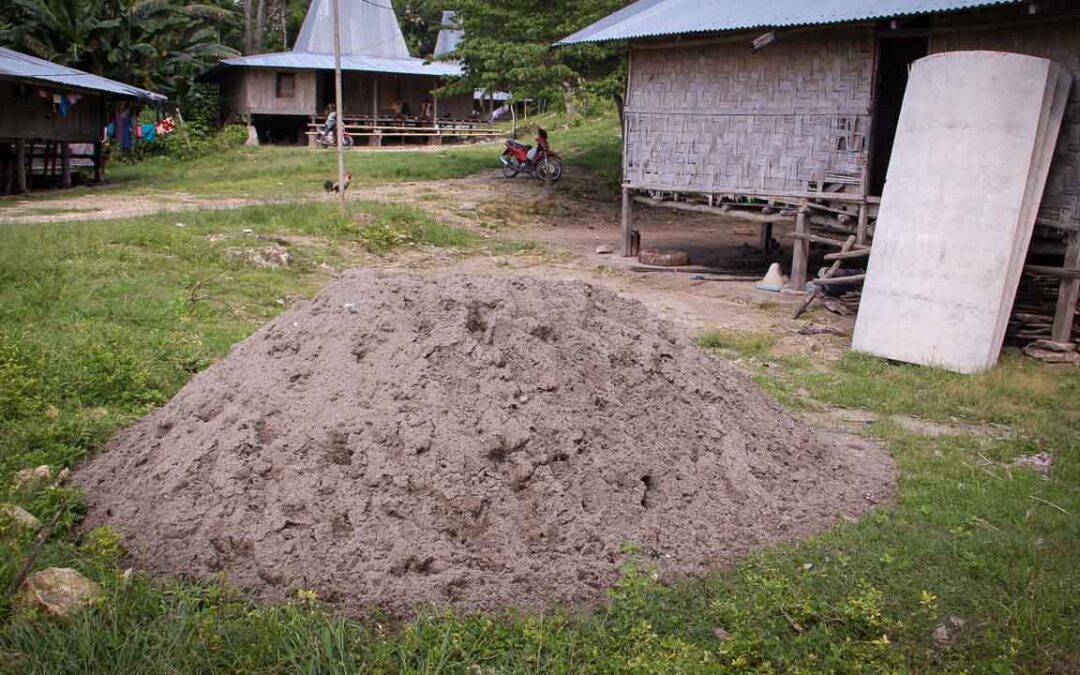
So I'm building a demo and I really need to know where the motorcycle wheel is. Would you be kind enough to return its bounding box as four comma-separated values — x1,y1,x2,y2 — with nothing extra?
501,152,518,178
537,157,563,182
342,134,355,149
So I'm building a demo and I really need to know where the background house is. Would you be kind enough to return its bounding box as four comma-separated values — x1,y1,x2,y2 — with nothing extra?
0,47,164,194
560,0,1080,346
202,0,484,145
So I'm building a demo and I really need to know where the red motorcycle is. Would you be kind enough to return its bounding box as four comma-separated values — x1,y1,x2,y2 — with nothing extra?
499,128,563,182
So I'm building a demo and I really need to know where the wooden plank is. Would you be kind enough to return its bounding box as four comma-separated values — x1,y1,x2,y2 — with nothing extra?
60,142,71,189
1051,233,1080,343
823,248,871,261
794,235,856,319
856,202,869,245
632,196,795,223
93,141,103,183
1024,264,1080,280
621,188,634,257
790,207,809,291
811,273,866,286
14,139,26,193
789,231,870,248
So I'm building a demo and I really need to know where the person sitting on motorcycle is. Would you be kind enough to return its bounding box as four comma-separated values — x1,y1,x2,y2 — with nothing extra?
321,104,338,137
527,128,548,163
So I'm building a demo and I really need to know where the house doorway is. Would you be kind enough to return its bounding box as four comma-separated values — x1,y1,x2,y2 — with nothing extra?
869,36,929,196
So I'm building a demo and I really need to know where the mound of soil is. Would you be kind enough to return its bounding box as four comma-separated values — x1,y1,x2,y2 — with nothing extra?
77,270,894,614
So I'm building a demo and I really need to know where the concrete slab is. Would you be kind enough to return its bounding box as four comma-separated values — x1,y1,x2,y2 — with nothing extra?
852,51,1071,374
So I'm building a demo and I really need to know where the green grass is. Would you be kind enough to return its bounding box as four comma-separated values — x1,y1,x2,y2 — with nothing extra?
697,330,778,361
1,115,1078,672
0,112,623,205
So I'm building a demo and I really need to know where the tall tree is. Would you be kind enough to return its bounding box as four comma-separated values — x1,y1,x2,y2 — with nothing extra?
422,0,632,118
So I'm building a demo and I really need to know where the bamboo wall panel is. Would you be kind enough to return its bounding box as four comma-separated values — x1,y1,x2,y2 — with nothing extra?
931,22,1080,231
625,29,875,195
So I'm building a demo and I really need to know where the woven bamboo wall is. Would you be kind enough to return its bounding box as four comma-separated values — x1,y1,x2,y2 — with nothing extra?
930,22,1080,230
624,29,875,196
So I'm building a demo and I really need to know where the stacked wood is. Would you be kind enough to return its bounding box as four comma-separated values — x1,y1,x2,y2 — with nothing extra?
1008,270,1080,345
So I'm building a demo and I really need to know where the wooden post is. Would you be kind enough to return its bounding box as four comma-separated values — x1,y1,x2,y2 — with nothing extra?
330,0,346,212
14,139,26,193
371,76,381,147
1051,232,1080,343
92,141,103,183
856,202,869,246
790,206,810,291
60,142,71,189
621,188,634,256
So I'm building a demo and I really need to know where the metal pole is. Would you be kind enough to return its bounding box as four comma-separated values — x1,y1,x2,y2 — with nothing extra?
331,0,346,212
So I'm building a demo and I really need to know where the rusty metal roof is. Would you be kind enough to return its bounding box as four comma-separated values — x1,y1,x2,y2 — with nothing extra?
0,47,165,102
556,0,1023,45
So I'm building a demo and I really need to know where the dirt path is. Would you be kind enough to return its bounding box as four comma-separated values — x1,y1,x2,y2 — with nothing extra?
0,191,276,224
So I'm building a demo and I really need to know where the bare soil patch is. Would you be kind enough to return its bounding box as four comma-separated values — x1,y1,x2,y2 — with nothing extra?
77,270,895,614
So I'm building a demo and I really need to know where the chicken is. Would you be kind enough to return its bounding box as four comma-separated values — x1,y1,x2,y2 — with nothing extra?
323,171,353,195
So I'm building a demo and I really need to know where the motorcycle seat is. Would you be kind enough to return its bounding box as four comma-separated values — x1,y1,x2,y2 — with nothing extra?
507,139,532,150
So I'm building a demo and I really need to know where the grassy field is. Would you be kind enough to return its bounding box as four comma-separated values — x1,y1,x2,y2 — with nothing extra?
0,113,623,206
1,116,1079,673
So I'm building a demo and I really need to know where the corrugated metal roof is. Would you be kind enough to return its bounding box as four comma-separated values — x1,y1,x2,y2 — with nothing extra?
556,0,1023,45
293,0,410,58
0,47,165,101
219,51,463,77
434,11,464,57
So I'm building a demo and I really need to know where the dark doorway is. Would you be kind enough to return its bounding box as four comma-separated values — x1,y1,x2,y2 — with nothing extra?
869,36,929,196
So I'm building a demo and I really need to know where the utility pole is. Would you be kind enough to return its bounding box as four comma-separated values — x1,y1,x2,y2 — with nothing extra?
331,0,346,212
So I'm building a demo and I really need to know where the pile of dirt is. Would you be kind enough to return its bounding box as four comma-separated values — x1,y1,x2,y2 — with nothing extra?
77,270,894,614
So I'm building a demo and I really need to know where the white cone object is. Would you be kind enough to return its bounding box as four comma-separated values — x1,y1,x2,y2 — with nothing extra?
755,262,785,292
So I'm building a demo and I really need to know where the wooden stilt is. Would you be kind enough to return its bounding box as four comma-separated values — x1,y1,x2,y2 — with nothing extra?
790,206,810,291
621,188,634,256
1051,232,1080,343
60,142,71,189
93,141,103,183
856,202,869,246
14,139,27,193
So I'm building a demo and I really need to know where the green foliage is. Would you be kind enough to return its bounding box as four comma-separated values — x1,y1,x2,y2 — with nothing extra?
118,121,247,163
425,0,633,116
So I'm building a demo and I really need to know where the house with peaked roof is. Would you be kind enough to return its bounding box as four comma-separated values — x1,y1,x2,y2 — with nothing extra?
0,46,164,194
559,0,1080,346
201,0,488,145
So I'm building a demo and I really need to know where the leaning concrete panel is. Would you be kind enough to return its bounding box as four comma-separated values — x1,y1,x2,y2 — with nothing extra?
852,51,1071,373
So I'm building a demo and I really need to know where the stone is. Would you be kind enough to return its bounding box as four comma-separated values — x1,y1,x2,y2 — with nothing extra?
13,465,51,490
0,504,41,531
595,244,614,255
638,249,691,267
18,568,100,617
1023,340,1080,365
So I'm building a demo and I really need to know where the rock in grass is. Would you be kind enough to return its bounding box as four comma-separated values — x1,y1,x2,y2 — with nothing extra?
0,504,41,532
12,466,51,491
18,568,100,617
595,244,614,254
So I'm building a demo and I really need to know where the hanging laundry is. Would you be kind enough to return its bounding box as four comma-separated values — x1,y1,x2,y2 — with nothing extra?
58,94,69,117
139,123,157,142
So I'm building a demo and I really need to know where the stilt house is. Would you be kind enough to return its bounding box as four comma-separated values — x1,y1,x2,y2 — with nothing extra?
0,47,164,194
559,0,1080,345
202,0,492,145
